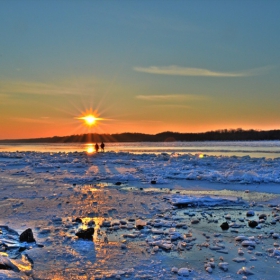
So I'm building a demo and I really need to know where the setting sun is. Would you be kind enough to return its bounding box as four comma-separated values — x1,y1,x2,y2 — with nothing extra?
83,115,97,126
77,114,103,127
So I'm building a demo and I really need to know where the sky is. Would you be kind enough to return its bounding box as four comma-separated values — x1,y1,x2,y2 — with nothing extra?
0,0,280,139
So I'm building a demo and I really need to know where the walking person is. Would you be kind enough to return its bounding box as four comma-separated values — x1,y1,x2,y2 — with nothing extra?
95,143,99,153
101,142,105,152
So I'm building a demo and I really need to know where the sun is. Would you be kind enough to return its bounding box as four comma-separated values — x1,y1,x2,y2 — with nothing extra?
76,113,104,127
81,115,97,126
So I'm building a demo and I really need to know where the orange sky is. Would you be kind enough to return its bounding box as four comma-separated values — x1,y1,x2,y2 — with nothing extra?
0,1,280,139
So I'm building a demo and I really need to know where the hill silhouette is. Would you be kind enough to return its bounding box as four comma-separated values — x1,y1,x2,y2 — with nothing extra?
1,129,280,143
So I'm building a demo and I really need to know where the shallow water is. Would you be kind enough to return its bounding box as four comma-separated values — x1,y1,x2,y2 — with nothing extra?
1,141,280,158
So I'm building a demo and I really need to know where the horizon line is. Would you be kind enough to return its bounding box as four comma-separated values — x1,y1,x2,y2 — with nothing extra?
1,128,280,141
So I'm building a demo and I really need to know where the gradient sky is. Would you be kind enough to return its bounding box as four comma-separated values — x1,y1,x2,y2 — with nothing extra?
1,0,280,139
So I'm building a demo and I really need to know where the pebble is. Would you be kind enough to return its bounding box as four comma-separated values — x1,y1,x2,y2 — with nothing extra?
238,249,245,255
273,249,280,256
246,210,255,217
218,262,228,271
242,240,256,247
235,236,249,241
220,222,229,230
248,220,258,228
233,257,246,263
272,233,280,239
177,268,190,276
171,267,178,273
237,267,254,276
259,214,267,220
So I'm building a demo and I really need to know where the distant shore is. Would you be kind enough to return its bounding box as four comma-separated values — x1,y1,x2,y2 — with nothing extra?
1,129,280,143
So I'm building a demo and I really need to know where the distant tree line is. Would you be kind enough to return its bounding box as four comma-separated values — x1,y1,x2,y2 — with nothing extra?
1,129,280,143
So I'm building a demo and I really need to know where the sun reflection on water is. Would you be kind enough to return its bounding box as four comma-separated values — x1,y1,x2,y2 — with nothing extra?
86,144,94,154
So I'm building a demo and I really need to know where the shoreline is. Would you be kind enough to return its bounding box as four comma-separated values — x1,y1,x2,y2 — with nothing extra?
1,152,280,279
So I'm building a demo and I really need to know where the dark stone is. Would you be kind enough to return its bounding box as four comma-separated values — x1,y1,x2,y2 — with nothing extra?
220,222,229,230
75,217,83,223
115,182,122,186
259,214,267,220
37,244,44,248
75,228,94,240
248,220,258,228
19,228,35,243
139,187,143,191
136,225,144,230
73,183,76,186
151,180,156,184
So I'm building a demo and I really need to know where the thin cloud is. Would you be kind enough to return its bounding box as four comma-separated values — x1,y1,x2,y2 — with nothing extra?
136,94,207,101
134,65,271,77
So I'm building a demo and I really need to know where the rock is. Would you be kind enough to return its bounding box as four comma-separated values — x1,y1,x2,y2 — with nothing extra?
101,220,111,227
272,233,280,239
153,246,159,252
151,180,156,184
233,257,246,263
171,267,178,273
135,219,146,230
273,249,280,256
248,221,258,228
235,236,249,241
75,217,83,223
259,213,267,220
75,228,94,240
246,211,255,217
220,222,229,230
241,240,256,247
191,219,200,224
217,249,228,254
115,182,122,185
19,228,35,243
218,262,228,271
230,223,242,228
237,267,254,276
178,267,190,276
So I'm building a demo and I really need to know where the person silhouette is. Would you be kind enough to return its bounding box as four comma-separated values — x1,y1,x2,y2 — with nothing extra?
101,142,105,152
95,143,99,152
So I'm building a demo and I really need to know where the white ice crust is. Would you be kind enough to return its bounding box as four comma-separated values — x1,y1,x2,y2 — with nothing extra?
0,151,280,185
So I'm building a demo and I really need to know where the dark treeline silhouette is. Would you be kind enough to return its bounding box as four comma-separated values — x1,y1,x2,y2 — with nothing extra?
1,129,280,143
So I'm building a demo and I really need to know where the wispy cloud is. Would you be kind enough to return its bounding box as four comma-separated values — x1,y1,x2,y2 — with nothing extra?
136,94,207,101
134,65,271,77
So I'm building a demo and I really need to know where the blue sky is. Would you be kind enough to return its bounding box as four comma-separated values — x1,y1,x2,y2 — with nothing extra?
0,0,280,138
